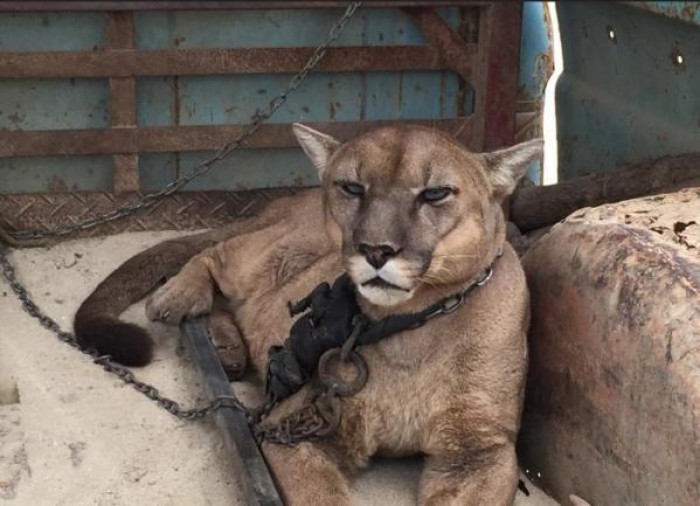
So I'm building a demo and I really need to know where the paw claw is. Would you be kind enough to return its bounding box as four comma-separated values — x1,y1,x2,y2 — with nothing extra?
144,276,212,325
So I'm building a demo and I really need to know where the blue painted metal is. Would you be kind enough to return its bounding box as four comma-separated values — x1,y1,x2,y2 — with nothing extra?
0,7,475,193
626,2,700,27
0,12,113,193
0,12,107,51
555,1,700,180
0,155,112,193
517,1,551,185
519,1,551,104
0,79,109,131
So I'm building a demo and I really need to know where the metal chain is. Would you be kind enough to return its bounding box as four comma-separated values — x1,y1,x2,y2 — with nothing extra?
0,2,362,428
0,1,506,449
9,1,362,242
0,245,218,419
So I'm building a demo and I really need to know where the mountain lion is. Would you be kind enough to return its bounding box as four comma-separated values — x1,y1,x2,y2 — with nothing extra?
75,124,542,505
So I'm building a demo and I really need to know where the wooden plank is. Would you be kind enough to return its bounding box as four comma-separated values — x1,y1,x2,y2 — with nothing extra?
107,11,139,193
0,118,476,157
510,153,700,232
403,7,477,83
180,319,283,506
0,2,491,12
0,46,471,79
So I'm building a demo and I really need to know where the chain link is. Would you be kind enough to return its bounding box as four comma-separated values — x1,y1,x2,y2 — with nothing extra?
9,1,362,242
0,245,220,419
0,2,362,431
0,1,507,450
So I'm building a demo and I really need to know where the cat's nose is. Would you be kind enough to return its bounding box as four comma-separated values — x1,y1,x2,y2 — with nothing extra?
357,243,399,269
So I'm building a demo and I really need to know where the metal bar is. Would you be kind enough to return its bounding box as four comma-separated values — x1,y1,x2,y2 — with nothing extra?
180,318,283,506
403,6,477,83
0,118,476,157
0,2,491,12
107,11,140,193
109,78,137,128
0,46,465,79
477,3,522,150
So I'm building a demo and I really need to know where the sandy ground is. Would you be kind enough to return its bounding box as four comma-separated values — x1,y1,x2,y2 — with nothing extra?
0,231,560,506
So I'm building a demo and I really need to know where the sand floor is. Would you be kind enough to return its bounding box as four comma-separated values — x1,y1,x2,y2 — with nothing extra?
1,231,560,506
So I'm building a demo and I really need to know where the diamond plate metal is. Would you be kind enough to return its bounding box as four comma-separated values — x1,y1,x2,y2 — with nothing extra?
0,188,298,239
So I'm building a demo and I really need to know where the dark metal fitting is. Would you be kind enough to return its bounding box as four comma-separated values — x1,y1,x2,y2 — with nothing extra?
317,348,368,397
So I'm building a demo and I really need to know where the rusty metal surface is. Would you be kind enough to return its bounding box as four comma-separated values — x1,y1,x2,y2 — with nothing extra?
0,118,476,158
0,2,491,12
0,46,461,79
626,1,700,26
0,188,299,239
108,78,136,128
0,3,520,201
106,12,139,193
555,2,700,180
477,3,523,150
519,189,700,505
403,7,476,82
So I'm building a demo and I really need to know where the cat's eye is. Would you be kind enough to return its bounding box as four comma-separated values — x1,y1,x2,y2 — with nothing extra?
419,186,454,204
335,180,365,197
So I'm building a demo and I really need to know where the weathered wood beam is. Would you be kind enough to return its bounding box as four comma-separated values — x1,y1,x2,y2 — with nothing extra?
0,1,492,12
0,46,472,79
511,153,700,232
0,118,476,157
107,11,140,193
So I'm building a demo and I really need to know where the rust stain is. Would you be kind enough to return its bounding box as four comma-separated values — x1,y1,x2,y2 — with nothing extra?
47,175,70,192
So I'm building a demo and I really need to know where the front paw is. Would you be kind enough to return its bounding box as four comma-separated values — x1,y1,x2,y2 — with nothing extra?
145,276,213,324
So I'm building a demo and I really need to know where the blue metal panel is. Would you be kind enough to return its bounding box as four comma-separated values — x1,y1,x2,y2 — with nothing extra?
0,12,106,51
519,1,551,103
517,1,551,185
137,77,176,127
178,73,363,125
173,149,316,192
133,8,459,49
0,155,112,193
0,7,475,193
626,2,700,27
130,7,466,192
0,79,109,131
555,1,700,180
0,12,112,193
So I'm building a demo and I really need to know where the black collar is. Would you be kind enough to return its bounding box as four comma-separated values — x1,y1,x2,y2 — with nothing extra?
355,249,503,346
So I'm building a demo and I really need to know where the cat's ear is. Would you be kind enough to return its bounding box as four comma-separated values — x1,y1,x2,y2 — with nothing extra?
481,139,544,200
292,123,341,178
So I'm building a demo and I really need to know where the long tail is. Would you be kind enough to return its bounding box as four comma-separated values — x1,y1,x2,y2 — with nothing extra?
73,190,313,366
73,229,226,366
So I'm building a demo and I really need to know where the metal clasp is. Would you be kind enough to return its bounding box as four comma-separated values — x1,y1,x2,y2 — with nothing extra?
441,293,464,314
317,348,368,397
476,266,494,286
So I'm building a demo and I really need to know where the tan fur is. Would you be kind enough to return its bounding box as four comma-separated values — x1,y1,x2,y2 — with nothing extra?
83,125,542,505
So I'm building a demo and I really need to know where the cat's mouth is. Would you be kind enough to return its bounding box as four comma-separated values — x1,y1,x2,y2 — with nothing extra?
361,277,410,292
